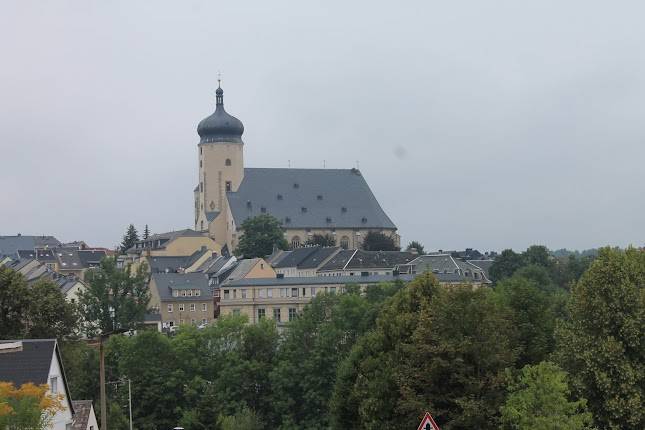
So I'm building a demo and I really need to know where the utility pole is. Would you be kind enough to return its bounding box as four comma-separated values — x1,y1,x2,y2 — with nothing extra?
128,379,133,430
99,335,107,430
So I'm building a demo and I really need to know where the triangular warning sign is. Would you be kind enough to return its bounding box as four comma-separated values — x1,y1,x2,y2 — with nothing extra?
417,411,441,430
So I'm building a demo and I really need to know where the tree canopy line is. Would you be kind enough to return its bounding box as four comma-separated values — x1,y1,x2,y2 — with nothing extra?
1,246,643,429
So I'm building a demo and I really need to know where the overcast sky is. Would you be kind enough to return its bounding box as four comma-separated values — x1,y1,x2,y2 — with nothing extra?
1,1,643,252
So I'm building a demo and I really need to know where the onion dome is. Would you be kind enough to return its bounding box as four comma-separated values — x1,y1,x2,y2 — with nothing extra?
197,84,244,144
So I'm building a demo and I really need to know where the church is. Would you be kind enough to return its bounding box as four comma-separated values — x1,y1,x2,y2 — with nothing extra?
193,83,398,253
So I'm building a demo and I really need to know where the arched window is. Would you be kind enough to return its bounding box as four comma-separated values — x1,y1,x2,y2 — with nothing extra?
225,158,232,166
291,236,301,249
340,236,350,249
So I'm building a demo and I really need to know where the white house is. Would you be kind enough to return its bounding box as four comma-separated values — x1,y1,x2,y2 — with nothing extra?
0,339,74,430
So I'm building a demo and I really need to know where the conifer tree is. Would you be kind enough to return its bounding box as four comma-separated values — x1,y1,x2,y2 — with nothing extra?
143,224,150,240
119,224,139,254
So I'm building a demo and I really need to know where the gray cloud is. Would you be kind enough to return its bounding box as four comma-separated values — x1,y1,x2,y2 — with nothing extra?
1,0,644,251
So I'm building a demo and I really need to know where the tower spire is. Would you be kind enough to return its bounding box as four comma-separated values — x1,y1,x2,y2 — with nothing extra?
216,71,224,106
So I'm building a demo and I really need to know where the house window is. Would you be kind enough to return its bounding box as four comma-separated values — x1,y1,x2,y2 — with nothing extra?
288,308,297,321
260,206,266,213
179,304,185,311
258,308,266,320
173,290,179,297
280,288,286,298
167,304,173,313
179,319,185,325
241,289,247,299
273,308,281,322
188,289,193,297
190,304,196,312
225,158,231,166
310,287,316,297
232,309,241,316
302,288,306,297
226,181,232,192
200,182,203,192
181,290,186,297
223,290,230,299
259,289,266,298
50,377,58,394
291,288,298,297
291,236,301,249
233,289,237,299
340,236,350,249
330,287,337,295
196,290,201,296
202,303,207,311
267,288,273,298
191,319,196,325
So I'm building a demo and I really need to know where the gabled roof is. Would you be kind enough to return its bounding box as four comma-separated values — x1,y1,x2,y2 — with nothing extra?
0,339,74,414
299,247,341,269
344,250,417,270
272,247,321,268
151,273,211,301
318,250,357,271
227,168,397,230
223,258,262,281
0,235,61,257
72,400,94,430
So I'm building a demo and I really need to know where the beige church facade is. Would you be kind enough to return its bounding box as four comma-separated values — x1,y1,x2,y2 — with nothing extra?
194,83,398,254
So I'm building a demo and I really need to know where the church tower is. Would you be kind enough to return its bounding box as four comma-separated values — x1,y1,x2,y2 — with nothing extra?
194,83,245,232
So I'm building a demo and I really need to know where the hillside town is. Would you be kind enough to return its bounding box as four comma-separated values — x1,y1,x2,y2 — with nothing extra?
2,82,643,430
2,2,645,427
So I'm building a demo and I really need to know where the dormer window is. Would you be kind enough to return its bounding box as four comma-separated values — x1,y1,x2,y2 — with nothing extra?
293,183,299,189
285,217,291,224
361,217,367,223
277,194,283,200
317,195,323,200
341,207,347,213
301,207,307,213
260,207,267,213
326,216,332,223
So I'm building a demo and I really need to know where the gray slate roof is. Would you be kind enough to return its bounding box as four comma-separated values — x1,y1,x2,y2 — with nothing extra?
224,274,415,287
72,401,93,430
151,273,211,301
0,235,61,257
227,168,396,229
272,247,321,268
344,250,417,269
318,250,357,270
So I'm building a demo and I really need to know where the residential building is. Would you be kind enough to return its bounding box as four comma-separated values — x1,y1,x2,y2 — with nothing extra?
0,339,74,430
71,401,98,430
397,254,491,285
192,84,399,252
126,229,221,258
317,249,417,277
218,274,414,324
148,273,215,331
0,234,61,258
271,246,341,277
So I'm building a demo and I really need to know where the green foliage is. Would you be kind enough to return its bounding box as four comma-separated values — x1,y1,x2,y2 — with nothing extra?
235,214,289,258
500,362,592,430
331,274,519,429
361,231,400,251
493,270,562,366
0,266,78,340
271,282,403,428
305,233,337,247
78,257,150,337
490,246,595,289
60,341,99,402
556,247,644,430
120,224,139,254
489,249,525,282
218,407,262,430
405,240,425,255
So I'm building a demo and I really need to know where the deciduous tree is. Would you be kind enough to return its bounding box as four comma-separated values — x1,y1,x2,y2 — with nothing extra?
305,233,336,247
235,215,288,258
361,231,400,251
556,247,644,429
500,362,592,430
0,382,65,430
405,240,425,255
78,257,150,337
